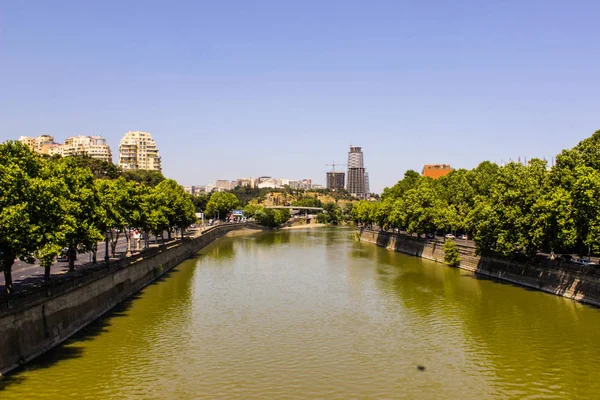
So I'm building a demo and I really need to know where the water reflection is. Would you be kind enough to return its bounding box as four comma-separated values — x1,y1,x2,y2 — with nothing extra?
2,227,600,399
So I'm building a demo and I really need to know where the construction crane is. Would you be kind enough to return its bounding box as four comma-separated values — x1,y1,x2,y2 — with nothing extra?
325,161,346,172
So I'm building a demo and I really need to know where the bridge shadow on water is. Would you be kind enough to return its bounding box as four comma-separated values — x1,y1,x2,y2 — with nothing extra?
0,265,185,392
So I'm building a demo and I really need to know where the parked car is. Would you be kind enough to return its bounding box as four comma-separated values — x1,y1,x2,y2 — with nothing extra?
458,234,467,240
426,233,435,239
445,234,456,240
572,257,596,266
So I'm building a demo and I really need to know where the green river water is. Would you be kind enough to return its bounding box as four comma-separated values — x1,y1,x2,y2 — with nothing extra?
1,227,600,399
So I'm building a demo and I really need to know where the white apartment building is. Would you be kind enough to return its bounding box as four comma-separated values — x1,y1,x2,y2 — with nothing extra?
19,135,60,155
60,135,112,162
118,131,161,172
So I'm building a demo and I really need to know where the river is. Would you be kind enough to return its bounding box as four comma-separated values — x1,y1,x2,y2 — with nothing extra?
1,227,599,399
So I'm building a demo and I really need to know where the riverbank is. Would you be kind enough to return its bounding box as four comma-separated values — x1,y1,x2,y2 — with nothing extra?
357,228,600,307
0,223,252,375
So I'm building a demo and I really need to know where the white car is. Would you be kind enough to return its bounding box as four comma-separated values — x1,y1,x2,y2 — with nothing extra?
572,258,596,266
445,234,456,240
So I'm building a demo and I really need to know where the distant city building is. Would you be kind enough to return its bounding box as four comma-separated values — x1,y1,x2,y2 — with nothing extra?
205,183,216,193
347,146,369,199
235,178,251,187
257,178,279,189
118,131,161,172
183,185,199,195
422,164,452,179
326,172,345,191
215,180,231,191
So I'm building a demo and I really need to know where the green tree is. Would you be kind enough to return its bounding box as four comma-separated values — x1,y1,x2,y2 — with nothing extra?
55,157,103,271
0,142,67,292
381,170,421,200
191,193,211,213
122,169,165,187
292,197,323,208
205,192,240,220
443,239,461,267
95,178,128,256
58,155,122,180
571,166,600,255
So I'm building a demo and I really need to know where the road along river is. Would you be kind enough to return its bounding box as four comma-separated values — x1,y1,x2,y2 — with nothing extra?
1,227,599,399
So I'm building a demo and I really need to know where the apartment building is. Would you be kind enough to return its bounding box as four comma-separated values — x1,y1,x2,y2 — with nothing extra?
118,131,161,172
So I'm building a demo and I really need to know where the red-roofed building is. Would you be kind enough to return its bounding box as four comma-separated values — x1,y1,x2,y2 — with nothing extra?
422,164,452,179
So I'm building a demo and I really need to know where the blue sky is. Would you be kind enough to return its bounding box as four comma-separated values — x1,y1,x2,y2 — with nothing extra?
1,1,598,192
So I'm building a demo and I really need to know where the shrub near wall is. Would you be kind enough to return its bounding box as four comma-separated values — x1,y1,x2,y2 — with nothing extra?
443,239,461,267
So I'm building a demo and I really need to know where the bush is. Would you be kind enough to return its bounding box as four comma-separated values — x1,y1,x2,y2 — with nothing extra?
443,239,461,267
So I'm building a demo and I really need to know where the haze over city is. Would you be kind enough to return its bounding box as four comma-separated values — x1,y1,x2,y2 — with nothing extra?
1,1,599,192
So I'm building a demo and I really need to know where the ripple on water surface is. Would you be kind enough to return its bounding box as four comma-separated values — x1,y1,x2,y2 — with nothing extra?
2,228,600,399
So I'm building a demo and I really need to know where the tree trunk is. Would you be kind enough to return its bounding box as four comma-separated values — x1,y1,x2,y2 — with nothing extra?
181,228,184,240
44,263,51,281
92,243,97,264
68,245,76,271
110,231,120,257
3,267,13,295
167,229,172,241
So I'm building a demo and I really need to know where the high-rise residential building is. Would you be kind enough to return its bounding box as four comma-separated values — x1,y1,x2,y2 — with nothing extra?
326,172,345,191
347,146,369,199
60,135,112,162
422,164,452,179
19,135,61,155
118,131,161,172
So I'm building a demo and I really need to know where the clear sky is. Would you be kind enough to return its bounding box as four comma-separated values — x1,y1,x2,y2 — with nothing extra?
1,1,598,192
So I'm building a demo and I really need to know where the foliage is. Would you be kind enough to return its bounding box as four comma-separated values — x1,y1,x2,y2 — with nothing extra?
122,169,165,187
205,192,240,220
369,129,600,259
254,207,290,228
0,141,201,293
60,155,121,180
443,239,461,267
191,193,211,213
292,197,323,208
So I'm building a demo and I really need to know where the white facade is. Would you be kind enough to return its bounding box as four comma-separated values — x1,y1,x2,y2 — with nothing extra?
61,135,112,162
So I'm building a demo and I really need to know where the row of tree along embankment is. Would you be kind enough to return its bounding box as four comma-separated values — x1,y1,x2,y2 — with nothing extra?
357,228,600,307
0,223,256,375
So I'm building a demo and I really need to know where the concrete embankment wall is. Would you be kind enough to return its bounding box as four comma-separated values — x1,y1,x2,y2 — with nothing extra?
357,229,600,307
0,223,256,375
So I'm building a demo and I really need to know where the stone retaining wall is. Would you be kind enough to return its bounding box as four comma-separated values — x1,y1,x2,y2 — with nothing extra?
358,229,600,307
0,223,254,375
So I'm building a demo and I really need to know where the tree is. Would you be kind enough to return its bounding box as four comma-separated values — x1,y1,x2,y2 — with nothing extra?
191,193,211,213
95,178,128,257
0,142,67,292
318,203,342,225
381,170,421,200
57,155,122,180
470,160,548,257
571,166,600,255
55,157,103,271
292,197,323,208
154,179,197,239
122,169,165,187
205,192,240,220
444,239,461,267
